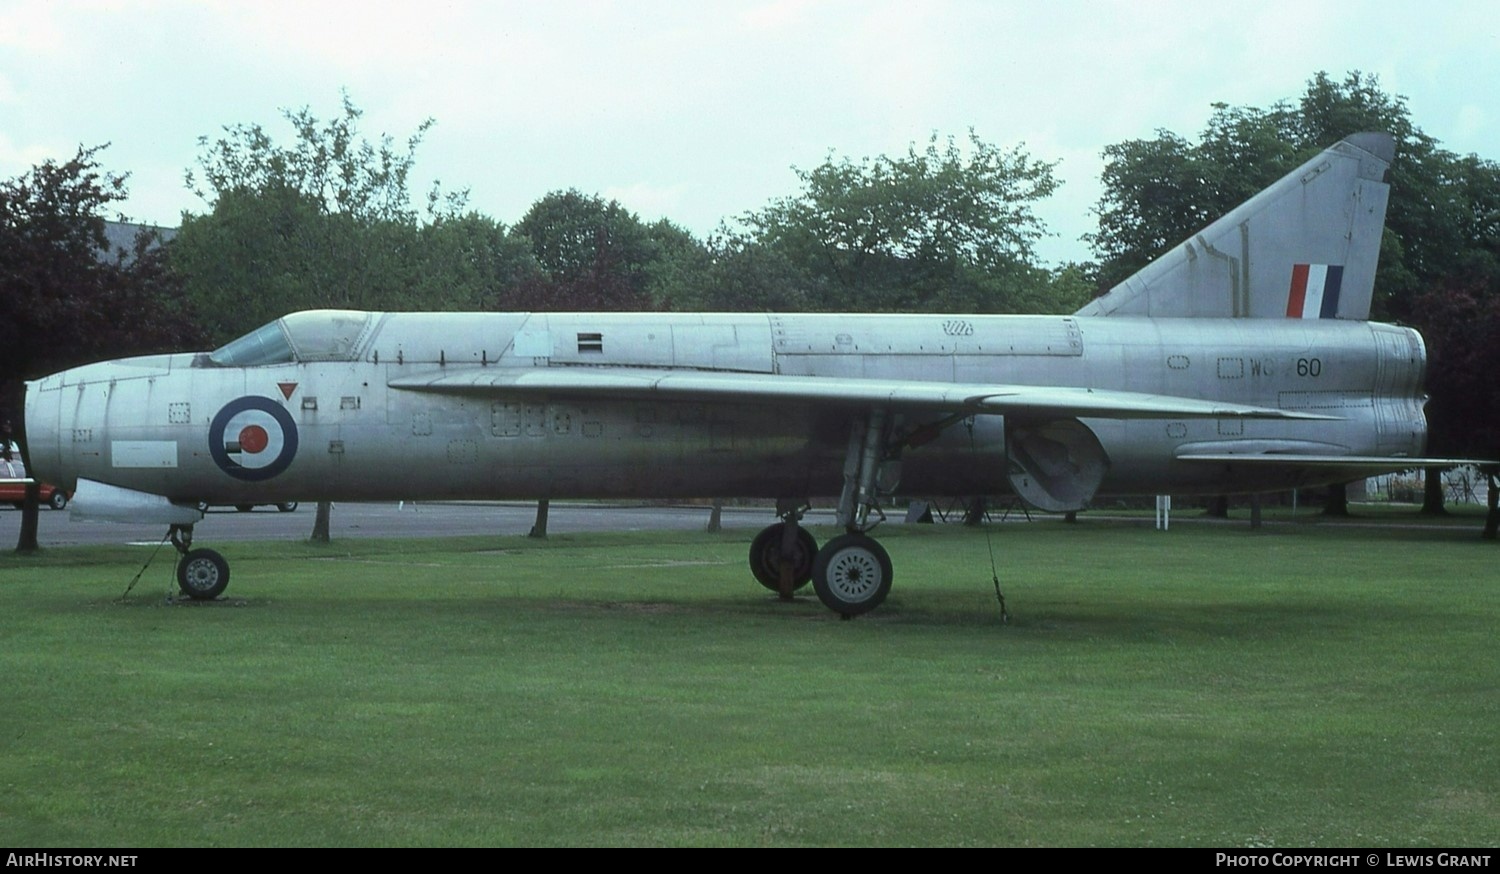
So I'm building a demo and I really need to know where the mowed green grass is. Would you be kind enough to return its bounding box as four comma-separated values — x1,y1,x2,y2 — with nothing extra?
1,515,1496,847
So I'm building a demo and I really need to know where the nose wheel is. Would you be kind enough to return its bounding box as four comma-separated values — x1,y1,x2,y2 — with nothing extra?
169,524,231,600
177,549,230,600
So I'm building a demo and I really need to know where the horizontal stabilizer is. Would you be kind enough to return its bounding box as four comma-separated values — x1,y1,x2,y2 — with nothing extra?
390,367,1334,421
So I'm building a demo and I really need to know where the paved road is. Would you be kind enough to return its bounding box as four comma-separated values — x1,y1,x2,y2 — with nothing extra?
4,497,1483,548
0,501,838,548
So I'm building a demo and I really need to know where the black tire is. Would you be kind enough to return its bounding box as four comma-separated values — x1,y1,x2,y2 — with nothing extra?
811,533,893,617
177,548,230,600
748,523,817,592
235,504,253,512
276,502,299,513
47,490,68,511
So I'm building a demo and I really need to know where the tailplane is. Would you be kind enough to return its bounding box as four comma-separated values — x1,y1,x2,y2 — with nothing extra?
1076,132,1394,321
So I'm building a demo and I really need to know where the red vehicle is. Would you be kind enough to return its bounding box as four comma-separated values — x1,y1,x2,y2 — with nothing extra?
1,444,69,510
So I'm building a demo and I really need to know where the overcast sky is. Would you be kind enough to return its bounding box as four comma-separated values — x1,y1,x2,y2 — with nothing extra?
2,0,1495,265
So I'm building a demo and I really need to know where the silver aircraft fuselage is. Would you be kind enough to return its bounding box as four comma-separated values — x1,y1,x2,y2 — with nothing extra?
24,310,1429,508
16,134,1455,615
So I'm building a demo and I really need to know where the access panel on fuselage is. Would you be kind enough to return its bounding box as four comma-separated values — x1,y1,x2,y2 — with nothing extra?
772,314,1083,381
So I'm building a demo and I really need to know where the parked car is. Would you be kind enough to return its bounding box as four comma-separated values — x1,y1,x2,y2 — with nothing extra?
197,501,300,513
1,444,69,510
236,502,299,513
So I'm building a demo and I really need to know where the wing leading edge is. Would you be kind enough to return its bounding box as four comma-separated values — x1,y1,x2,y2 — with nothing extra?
388,367,1332,421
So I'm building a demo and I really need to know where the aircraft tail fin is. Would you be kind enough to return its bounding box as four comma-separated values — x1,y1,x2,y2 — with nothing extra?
1075,132,1394,321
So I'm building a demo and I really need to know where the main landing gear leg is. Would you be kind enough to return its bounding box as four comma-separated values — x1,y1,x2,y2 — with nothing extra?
748,500,817,600
812,411,896,618
169,524,231,600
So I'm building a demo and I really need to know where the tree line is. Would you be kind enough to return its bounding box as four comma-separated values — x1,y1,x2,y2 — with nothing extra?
4,71,1497,505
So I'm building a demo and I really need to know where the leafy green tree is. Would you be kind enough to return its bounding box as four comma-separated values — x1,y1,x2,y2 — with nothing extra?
639,218,714,311
715,131,1069,313
505,190,687,311
173,187,342,341
1035,263,1096,315
186,91,458,224
1412,277,1500,459
688,231,823,312
173,95,534,345
2,147,199,378
1,146,201,552
417,213,541,311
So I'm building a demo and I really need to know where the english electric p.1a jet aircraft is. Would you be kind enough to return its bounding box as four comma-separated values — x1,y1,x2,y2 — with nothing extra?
24,132,1447,616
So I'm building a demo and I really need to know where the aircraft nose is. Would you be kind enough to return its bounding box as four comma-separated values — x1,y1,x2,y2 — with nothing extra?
22,375,65,487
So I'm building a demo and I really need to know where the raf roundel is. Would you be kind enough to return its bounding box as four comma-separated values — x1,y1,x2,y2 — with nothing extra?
208,396,299,481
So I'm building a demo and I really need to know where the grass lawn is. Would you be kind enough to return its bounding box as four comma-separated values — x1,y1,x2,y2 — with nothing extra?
1,514,1496,846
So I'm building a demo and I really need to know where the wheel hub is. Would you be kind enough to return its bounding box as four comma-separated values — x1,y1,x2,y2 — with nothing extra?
183,560,220,590
828,550,881,600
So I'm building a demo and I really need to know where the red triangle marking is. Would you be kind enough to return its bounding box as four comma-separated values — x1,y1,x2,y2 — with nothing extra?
277,382,298,401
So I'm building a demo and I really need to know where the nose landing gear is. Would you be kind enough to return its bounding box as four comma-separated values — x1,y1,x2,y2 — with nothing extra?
169,524,230,600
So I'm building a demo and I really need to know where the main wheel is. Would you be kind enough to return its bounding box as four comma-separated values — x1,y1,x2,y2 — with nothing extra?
811,533,893,617
276,502,299,512
48,490,68,511
177,548,230,600
748,523,817,592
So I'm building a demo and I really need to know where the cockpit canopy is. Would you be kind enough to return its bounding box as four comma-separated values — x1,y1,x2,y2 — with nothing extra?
207,311,372,366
